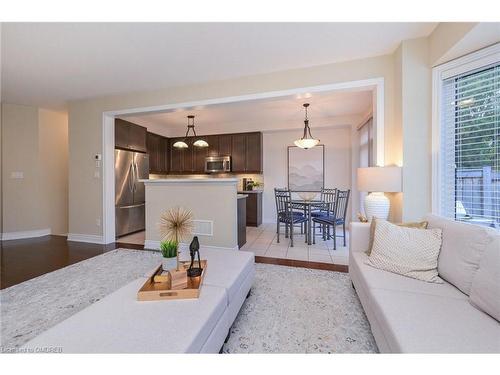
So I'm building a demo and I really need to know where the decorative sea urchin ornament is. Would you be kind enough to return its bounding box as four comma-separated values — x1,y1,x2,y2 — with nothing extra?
158,206,194,270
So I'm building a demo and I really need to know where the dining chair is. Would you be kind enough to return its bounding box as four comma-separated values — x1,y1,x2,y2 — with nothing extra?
274,188,307,247
309,187,337,240
312,189,350,250
311,188,337,218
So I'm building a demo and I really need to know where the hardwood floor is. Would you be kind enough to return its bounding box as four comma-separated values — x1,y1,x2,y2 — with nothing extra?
254,256,348,273
1,234,347,290
0,235,144,290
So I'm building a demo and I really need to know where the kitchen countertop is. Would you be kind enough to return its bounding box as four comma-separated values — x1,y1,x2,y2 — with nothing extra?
238,190,263,194
141,178,238,184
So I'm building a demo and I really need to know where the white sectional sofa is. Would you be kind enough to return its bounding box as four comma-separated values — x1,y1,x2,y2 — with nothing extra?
22,248,254,353
349,214,500,353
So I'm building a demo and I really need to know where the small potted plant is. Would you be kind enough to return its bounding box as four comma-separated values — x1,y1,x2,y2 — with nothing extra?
251,181,264,191
160,240,178,271
159,206,194,271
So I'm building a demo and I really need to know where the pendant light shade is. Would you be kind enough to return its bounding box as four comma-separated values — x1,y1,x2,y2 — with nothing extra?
294,103,320,149
193,139,209,147
173,140,189,148
173,115,209,149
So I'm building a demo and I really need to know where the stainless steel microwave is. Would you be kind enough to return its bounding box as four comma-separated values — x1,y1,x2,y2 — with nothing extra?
205,156,231,173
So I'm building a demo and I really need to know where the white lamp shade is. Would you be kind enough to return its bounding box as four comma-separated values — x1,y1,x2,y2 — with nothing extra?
357,167,402,193
193,139,209,147
294,138,320,149
173,140,188,149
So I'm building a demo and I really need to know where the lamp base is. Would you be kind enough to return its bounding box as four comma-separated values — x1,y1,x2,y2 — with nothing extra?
364,192,390,221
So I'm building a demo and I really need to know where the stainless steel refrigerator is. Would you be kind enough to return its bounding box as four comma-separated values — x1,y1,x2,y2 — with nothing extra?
115,149,149,238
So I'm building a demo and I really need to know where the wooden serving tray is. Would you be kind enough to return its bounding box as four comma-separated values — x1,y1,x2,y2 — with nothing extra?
137,260,207,301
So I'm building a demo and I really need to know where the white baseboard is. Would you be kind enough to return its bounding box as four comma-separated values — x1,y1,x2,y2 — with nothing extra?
144,240,238,252
1,228,51,241
67,233,105,244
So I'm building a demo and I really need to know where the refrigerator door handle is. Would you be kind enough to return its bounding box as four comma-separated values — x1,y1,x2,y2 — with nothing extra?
128,163,134,193
133,161,139,192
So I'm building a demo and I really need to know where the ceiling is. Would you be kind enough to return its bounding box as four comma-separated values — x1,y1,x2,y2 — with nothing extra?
120,89,373,137
1,22,437,110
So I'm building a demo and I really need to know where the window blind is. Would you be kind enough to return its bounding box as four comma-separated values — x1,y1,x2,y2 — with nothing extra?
441,63,500,228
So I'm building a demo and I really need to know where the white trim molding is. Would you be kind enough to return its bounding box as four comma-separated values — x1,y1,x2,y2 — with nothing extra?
431,43,500,214
67,233,105,244
1,228,51,241
143,240,238,252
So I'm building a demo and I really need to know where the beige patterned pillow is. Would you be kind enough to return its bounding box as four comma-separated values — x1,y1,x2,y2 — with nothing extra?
366,218,429,255
367,220,443,283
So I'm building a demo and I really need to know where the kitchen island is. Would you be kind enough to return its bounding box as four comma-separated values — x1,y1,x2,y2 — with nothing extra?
141,178,241,250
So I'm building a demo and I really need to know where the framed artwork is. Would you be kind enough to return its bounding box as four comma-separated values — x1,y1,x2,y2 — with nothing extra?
287,145,325,192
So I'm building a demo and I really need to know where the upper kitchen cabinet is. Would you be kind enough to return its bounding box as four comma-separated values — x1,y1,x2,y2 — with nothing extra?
170,137,194,173
169,137,184,173
231,132,263,173
245,132,263,173
218,134,232,157
115,119,147,153
147,132,169,174
193,140,208,173
168,131,262,174
183,138,195,172
231,133,247,172
161,137,170,173
206,135,219,157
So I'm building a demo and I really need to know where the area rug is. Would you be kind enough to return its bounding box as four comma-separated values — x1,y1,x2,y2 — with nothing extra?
1,249,377,353
223,264,377,353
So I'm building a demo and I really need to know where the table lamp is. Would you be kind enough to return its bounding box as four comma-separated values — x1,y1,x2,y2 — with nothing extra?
357,167,402,221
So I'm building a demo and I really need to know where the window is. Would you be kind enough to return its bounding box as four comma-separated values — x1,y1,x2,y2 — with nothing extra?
359,117,373,169
358,117,373,214
435,46,499,229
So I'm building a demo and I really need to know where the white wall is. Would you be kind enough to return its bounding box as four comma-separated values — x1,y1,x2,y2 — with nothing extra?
1,103,45,233
399,38,432,221
144,180,238,249
1,103,68,236
39,109,69,235
261,126,352,223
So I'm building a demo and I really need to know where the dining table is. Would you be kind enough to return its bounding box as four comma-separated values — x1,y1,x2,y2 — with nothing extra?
290,199,325,245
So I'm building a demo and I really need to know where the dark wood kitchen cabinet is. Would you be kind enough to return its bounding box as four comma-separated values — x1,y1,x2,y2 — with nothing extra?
237,196,247,248
218,134,232,157
169,137,195,173
161,137,170,173
115,119,147,153
167,131,262,174
193,140,208,172
231,134,247,172
245,192,262,227
231,132,263,173
245,132,263,173
183,138,194,172
206,135,219,157
147,132,169,174
169,138,184,173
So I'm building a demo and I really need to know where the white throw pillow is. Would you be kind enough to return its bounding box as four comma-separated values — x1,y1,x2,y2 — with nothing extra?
367,220,443,283
425,214,494,295
470,234,500,322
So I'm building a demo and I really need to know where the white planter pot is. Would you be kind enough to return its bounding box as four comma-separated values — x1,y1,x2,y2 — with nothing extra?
162,257,177,271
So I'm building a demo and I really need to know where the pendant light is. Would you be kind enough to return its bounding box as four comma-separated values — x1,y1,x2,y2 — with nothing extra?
173,115,209,149
294,103,320,149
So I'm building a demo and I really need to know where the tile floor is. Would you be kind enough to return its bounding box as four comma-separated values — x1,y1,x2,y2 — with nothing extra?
240,223,349,265
117,230,145,245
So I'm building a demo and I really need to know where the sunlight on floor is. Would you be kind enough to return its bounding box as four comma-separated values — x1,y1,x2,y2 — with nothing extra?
240,224,349,265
